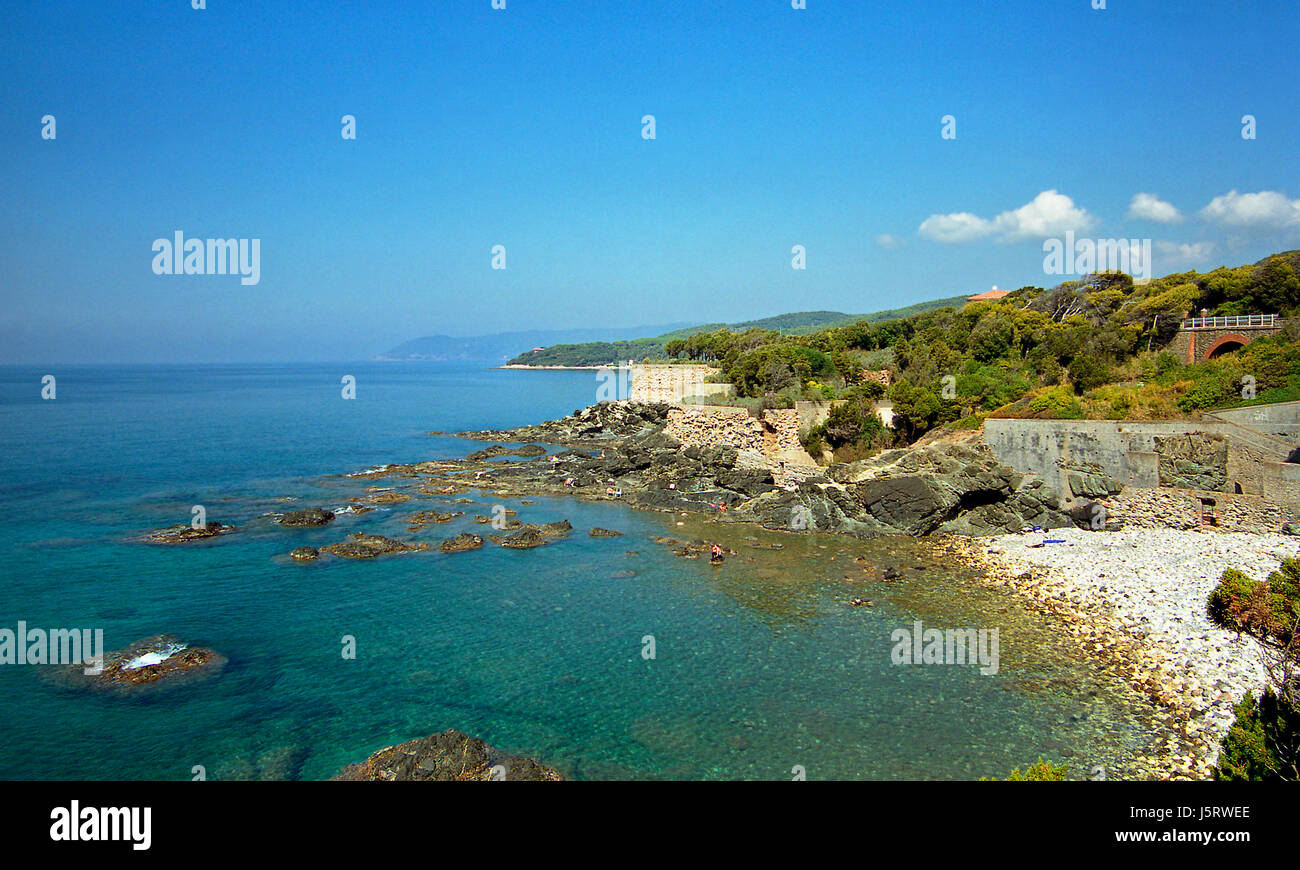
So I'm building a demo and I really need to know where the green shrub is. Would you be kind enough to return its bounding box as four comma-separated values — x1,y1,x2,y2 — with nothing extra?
1213,689,1300,781
1067,355,1111,394
987,758,1068,781
1207,561,1300,644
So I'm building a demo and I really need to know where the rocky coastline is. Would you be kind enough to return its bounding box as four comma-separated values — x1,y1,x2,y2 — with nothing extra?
120,400,1294,779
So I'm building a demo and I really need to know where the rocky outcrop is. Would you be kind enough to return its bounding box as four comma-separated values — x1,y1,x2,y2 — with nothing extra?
467,444,548,460
439,533,484,553
276,508,335,527
323,533,427,559
290,546,319,561
145,522,234,544
462,402,673,447
332,729,564,781
353,489,412,506
42,634,226,695
1155,433,1229,491
407,510,462,531
589,528,623,537
494,528,548,549
417,404,1075,537
1068,470,1123,499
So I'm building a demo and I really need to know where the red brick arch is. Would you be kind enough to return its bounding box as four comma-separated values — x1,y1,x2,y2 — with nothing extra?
1206,333,1250,359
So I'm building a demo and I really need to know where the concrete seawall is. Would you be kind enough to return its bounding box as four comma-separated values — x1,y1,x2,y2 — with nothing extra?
983,413,1300,510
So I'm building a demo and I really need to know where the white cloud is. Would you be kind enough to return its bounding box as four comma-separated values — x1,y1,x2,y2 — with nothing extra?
1200,189,1300,229
918,212,995,243
875,233,905,250
992,190,1096,240
919,190,1094,243
1128,193,1182,223
1154,240,1215,270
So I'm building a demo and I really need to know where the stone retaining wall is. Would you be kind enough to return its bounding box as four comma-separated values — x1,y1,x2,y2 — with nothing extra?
1097,487,1296,533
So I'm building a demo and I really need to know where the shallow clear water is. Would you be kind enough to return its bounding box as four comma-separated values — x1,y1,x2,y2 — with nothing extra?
0,363,1156,780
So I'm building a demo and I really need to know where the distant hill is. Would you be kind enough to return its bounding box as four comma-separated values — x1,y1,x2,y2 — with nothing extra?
507,296,971,366
378,323,694,362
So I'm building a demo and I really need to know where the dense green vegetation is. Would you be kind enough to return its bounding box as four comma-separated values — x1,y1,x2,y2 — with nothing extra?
1207,558,1300,781
506,297,968,366
513,251,1300,462
654,251,1300,460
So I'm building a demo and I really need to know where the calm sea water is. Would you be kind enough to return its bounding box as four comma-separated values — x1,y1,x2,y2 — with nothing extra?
0,362,1156,780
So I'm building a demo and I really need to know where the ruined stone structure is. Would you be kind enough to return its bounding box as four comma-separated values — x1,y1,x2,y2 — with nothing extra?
1166,314,1283,363
664,405,818,487
627,364,735,404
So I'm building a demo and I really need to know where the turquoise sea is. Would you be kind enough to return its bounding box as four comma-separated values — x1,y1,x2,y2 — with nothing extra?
0,362,1159,780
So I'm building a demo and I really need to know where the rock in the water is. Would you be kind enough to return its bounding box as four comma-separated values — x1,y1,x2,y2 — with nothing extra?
289,546,319,561
439,533,484,553
407,510,462,531
145,522,234,544
467,444,548,460
589,527,623,537
353,490,412,506
494,528,549,549
41,634,226,695
277,508,335,527
538,520,572,537
323,533,426,559
331,729,564,781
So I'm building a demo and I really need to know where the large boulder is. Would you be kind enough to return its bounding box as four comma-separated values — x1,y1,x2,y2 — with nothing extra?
853,475,961,535
715,467,777,497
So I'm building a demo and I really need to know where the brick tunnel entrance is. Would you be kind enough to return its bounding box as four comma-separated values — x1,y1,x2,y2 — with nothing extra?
1206,334,1248,358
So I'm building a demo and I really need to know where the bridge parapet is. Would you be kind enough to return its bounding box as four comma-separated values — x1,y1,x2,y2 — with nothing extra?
1168,314,1284,363
1183,314,1279,330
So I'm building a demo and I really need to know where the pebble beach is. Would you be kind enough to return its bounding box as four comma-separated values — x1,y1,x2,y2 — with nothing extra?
958,527,1297,779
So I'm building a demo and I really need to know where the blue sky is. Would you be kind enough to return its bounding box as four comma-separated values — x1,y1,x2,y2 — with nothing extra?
2,0,1298,362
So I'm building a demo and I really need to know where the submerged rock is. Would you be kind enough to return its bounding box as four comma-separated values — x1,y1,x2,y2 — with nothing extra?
331,729,564,781
407,510,462,531
353,490,412,506
276,508,335,527
42,634,226,695
589,527,623,537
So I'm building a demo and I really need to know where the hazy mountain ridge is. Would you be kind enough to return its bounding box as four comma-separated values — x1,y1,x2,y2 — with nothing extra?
378,324,694,362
